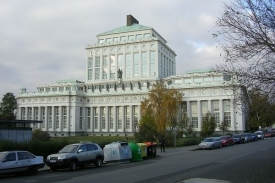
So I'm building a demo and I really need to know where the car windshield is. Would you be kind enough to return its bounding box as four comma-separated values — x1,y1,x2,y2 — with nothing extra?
255,132,261,135
60,145,79,153
203,138,214,142
0,152,7,161
220,136,228,139
232,135,240,138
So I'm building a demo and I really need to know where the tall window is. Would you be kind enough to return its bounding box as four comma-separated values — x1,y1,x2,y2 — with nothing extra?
223,100,231,127
201,101,208,123
212,100,220,124
86,108,91,129
133,53,139,77
28,107,32,120
21,107,26,120
48,107,52,128
118,54,123,70
191,101,198,128
95,56,100,80
79,107,83,129
133,106,138,131
117,107,122,129
55,107,59,129
62,107,67,129
125,54,131,78
110,55,116,79
41,107,45,128
181,101,187,115
88,57,93,80
101,107,106,129
142,52,148,77
94,108,99,129
109,107,114,129
102,56,108,80
125,106,130,129
150,51,156,76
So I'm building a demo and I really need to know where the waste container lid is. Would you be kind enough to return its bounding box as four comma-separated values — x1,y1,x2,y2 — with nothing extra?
144,142,157,146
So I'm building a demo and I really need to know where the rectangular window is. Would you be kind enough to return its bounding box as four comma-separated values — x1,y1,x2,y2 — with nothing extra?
144,33,150,39
201,101,208,123
41,107,45,128
101,107,106,129
113,37,119,42
48,107,52,128
86,108,91,129
133,106,138,132
88,57,93,68
94,108,99,129
28,107,32,120
62,106,67,129
142,52,148,77
117,107,122,129
55,107,59,129
120,36,126,41
128,35,134,40
99,39,104,44
110,55,116,79
109,107,114,129
118,54,123,69
106,38,111,43
212,100,220,124
79,107,83,129
136,34,142,40
150,51,156,76
223,100,231,127
125,106,130,129
88,69,93,80
191,101,198,128
133,53,139,77
125,54,131,78
102,56,108,80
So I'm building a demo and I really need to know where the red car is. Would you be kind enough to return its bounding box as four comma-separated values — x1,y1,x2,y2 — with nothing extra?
220,136,234,146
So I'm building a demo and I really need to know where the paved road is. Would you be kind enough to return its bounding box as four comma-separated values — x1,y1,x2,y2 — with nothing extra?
1,138,275,183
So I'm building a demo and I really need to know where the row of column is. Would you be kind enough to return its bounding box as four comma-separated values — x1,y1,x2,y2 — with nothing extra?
186,99,236,130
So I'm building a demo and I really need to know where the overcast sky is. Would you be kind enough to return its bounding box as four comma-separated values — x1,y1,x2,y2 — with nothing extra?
0,0,231,99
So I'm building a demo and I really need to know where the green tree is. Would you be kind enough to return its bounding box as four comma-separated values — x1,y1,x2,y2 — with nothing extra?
141,80,182,134
0,92,17,120
134,110,158,142
219,119,229,135
201,112,216,137
215,0,275,99
247,90,275,130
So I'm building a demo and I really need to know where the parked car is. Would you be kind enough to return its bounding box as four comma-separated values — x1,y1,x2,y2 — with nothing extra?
0,151,44,175
264,131,275,138
46,142,104,171
243,133,253,143
220,136,234,146
255,131,264,140
232,134,245,144
198,137,222,150
251,133,259,141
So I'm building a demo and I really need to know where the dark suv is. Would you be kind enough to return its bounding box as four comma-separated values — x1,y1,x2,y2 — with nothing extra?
46,142,104,171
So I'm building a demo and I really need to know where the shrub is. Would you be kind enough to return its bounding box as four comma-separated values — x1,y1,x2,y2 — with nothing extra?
32,129,51,141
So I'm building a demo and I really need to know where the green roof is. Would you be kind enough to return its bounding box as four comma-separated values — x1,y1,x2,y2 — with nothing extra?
97,23,151,36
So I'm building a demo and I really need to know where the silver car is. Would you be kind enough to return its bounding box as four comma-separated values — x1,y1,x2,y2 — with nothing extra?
46,142,104,171
255,131,264,140
198,137,222,150
0,151,45,175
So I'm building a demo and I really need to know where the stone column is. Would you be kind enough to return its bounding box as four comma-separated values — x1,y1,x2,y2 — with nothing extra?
230,99,235,131
197,100,202,131
45,106,48,131
208,100,212,113
106,106,109,132
38,107,41,129
59,106,62,131
219,99,224,124
186,101,191,119
114,106,117,132
98,106,101,132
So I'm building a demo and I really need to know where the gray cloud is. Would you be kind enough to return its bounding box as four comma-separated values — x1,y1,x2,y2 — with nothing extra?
0,0,230,99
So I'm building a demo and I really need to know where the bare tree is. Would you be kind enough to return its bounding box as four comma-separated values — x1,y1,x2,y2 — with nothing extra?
215,0,275,101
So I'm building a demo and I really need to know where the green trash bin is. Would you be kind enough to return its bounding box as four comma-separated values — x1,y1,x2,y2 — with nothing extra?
129,142,143,162
137,143,147,159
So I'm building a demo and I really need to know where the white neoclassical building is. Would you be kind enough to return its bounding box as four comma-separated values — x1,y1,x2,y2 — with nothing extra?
16,15,248,136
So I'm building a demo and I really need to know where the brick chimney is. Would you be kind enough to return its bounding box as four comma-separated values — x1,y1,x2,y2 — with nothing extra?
127,15,139,26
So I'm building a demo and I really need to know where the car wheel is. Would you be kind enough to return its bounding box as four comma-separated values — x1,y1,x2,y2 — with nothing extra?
69,160,77,171
50,167,57,172
95,157,103,167
28,165,37,175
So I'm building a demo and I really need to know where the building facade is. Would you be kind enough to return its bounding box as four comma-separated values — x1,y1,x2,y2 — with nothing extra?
16,15,247,136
